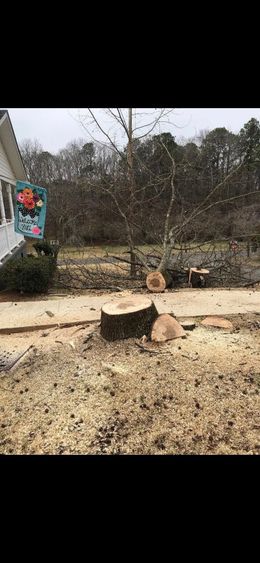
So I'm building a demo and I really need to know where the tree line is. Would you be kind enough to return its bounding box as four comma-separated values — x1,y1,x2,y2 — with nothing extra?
20,116,260,247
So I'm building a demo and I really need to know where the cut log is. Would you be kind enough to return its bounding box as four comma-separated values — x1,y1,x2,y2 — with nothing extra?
146,271,172,293
100,296,159,341
188,268,209,288
151,314,187,342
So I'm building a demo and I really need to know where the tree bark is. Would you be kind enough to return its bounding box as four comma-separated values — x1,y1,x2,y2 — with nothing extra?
146,271,172,292
130,248,136,278
101,296,158,341
127,108,137,278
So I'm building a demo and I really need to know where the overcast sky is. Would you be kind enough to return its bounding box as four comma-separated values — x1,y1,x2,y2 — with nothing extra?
4,108,260,154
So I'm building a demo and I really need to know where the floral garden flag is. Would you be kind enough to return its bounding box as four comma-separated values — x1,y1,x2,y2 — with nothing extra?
15,181,47,239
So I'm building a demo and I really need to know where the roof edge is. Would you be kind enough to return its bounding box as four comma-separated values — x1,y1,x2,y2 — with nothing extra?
0,110,27,180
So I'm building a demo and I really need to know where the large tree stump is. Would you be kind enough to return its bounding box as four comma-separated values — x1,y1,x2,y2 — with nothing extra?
101,296,159,341
146,271,172,293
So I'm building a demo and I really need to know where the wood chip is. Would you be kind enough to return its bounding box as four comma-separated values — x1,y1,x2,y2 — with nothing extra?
151,314,187,342
201,317,233,330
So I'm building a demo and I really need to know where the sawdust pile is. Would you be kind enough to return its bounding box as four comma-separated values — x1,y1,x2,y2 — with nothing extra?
0,315,259,455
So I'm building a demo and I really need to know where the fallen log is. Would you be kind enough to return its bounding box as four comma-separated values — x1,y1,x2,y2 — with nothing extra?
101,296,159,341
151,314,187,342
146,271,172,293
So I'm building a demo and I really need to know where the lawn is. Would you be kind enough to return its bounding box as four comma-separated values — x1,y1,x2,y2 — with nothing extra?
56,241,232,259
26,239,248,261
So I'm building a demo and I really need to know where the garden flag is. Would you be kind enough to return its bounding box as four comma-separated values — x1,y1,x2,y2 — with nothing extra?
15,181,47,239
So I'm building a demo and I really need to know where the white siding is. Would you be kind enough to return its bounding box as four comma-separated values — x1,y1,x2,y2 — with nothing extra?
0,222,24,263
0,137,15,180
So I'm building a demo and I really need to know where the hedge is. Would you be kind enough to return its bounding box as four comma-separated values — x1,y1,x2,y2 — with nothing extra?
0,256,57,294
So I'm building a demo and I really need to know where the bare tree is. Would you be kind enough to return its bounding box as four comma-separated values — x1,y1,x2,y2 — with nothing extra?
77,109,178,277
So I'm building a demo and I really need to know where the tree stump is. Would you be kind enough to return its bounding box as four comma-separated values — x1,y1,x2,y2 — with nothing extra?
101,296,159,341
146,271,172,293
187,268,209,288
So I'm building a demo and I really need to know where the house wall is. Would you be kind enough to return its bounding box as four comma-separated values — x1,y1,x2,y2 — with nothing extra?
0,137,15,181
0,240,27,266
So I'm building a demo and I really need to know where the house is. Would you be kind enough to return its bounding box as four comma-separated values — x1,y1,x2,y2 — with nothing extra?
0,110,27,266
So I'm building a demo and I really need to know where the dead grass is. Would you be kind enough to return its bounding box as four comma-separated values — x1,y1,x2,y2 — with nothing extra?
57,263,130,274
58,241,234,258
58,245,161,259
26,241,234,260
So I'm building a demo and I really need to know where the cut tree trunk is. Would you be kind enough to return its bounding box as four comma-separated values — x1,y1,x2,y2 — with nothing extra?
151,314,187,342
101,296,159,341
146,271,172,293
187,268,209,288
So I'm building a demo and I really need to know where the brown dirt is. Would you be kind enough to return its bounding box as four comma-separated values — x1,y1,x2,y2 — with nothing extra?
0,313,259,455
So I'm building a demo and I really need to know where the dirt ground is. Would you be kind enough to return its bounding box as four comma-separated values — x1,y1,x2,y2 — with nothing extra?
0,311,259,456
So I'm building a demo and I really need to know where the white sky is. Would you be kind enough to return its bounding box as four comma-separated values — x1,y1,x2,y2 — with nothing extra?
4,108,260,154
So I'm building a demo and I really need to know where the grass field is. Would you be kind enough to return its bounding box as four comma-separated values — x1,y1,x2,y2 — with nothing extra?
57,241,232,259
26,240,247,260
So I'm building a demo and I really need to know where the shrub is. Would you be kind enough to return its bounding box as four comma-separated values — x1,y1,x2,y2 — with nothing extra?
1,256,57,293
0,269,7,291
